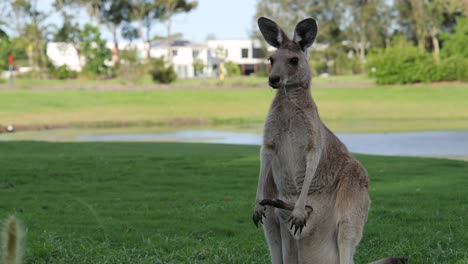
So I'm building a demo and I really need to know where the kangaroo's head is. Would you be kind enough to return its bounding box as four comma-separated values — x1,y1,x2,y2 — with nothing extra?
257,17,317,90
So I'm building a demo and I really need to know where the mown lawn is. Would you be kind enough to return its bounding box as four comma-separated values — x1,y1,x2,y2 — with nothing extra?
1,142,467,263
1,85,468,133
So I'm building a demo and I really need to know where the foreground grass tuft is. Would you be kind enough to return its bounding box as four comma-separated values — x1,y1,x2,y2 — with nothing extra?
0,142,467,263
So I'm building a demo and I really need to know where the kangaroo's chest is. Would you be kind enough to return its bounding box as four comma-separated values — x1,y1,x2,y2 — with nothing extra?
264,107,314,196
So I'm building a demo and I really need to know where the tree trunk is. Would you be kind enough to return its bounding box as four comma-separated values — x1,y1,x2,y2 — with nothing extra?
111,26,119,64
165,3,176,65
166,17,173,65
431,27,440,64
31,9,47,79
359,12,367,64
137,20,149,61
75,47,83,70
412,0,426,51
417,29,426,51
145,20,152,60
95,12,100,26
137,19,150,61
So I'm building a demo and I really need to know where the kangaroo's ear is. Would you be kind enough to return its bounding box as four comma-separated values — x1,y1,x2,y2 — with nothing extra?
257,17,288,48
293,18,317,51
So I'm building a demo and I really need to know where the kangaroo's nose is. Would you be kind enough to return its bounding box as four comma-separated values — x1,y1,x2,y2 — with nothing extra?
269,75,280,84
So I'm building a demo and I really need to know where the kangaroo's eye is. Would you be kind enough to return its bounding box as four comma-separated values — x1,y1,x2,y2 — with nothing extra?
268,57,274,65
289,57,299,66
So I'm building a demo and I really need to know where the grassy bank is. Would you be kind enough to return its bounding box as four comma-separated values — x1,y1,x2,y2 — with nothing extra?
0,142,467,263
1,84,468,133
4,75,372,89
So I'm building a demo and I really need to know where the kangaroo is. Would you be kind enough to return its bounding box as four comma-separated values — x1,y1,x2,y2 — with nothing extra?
252,17,408,264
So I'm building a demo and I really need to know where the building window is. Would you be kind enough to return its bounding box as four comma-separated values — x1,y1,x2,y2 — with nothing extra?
172,50,178,56
252,48,264,58
241,48,249,58
192,50,199,58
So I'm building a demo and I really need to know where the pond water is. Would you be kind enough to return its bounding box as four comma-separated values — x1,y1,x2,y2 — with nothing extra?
79,130,468,157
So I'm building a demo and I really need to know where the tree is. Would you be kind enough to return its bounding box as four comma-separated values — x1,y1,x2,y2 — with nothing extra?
7,0,52,77
395,0,466,64
0,29,7,40
58,0,132,64
99,0,132,64
346,0,369,64
156,0,198,64
253,0,347,45
55,0,101,25
0,37,11,70
253,0,394,73
51,1,84,71
425,0,466,64
441,17,468,59
121,23,139,44
80,23,112,77
128,0,160,60
0,2,8,39
0,37,29,70
53,13,81,43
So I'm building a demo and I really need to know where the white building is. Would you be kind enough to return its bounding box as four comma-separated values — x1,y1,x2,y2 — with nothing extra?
148,39,328,78
45,39,328,79
46,42,84,71
150,40,209,78
207,39,266,75
148,39,269,78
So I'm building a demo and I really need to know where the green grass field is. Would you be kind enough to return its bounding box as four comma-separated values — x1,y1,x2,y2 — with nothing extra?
1,142,467,263
1,84,468,133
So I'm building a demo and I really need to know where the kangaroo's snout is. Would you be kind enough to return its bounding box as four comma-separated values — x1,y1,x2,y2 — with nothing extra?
269,75,281,88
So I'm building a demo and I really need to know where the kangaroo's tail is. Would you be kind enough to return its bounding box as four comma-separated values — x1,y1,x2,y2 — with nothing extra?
2,216,22,264
369,257,409,264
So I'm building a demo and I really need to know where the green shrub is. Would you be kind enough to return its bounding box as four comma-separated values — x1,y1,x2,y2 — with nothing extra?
367,36,436,84
192,58,204,76
332,50,354,75
253,70,269,77
118,49,147,84
224,61,240,76
309,44,366,76
351,60,365,75
51,65,78,80
368,42,468,84
309,52,327,76
438,57,468,82
149,57,177,84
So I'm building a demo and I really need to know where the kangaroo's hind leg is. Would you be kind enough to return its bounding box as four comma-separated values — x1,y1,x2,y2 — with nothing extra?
262,170,283,264
335,163,370,264
279,217,298,264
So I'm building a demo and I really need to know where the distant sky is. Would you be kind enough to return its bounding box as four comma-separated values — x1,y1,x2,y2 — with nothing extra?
168,0,257,41
37,0,257,43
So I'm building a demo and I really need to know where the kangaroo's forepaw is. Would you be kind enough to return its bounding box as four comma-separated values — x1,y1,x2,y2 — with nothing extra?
252,204,266,228
288,205,313,235
260,199,294,210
